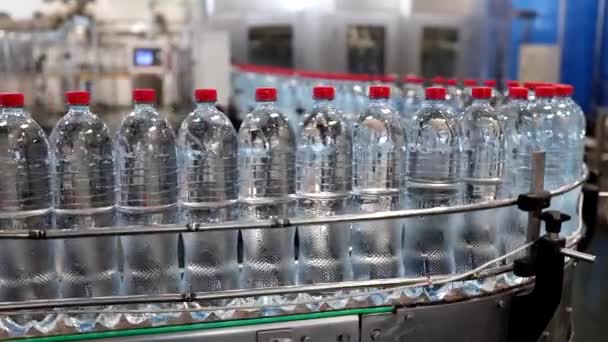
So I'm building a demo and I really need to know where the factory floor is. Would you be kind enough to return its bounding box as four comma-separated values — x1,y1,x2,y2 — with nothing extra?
573,223,608,341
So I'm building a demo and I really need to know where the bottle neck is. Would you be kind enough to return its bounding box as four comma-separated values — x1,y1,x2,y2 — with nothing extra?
134,102,155,111
67,105,90,114
255,100,277,108
508,98,527,106
313,99,333,107
369,97,389,105
425,98,445,104
195,102,216,111
1,106,25,116
472,98,492,105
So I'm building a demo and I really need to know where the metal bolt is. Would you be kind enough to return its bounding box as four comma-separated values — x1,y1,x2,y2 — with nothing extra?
302,337,312,342
371,329,381,341
497,300,505,309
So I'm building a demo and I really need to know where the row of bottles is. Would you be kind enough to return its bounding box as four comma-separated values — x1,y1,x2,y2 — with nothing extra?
0,82,585,305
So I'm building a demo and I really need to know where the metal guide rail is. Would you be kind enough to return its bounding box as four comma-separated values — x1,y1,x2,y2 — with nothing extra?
0,167,595,340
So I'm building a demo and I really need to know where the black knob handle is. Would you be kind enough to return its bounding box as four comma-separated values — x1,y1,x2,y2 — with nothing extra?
517,191,551,212
540,210,571,234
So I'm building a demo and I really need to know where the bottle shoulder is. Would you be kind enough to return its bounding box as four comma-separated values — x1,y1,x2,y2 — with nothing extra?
51,112,112,145
179,109,236,137
117,109,175,143
0,112,49,148
239,105,296,147
300,106,349,140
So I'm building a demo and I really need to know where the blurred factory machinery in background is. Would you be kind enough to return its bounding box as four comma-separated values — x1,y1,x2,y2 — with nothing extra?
0,0,605,128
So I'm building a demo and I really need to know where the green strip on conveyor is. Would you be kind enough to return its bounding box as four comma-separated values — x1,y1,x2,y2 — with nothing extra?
11,306,393,342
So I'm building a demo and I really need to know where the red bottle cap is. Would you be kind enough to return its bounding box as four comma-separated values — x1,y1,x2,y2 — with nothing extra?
194,88,217,102
425,87,447,100
431,76,446,85
484,79,497,87
446,78,458,86
313,86,335,100
472,86,492,99
403,75,423,84
509,87,528,99
506,80,520,88
523,81,540,90
554,84,574,97
255,87,277,102
535,86,556,97
463,79,478,87
369,86,390,99
133,88,156,103
2,92,24,107
66,91,90,105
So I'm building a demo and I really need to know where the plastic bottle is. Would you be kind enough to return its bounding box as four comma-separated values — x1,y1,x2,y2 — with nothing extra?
484,79,501,106
238,87,296,288
496,87,536,255
554,84,585,236
502,80,520,103
431,76,446,87
531,86,567,190
461,79,478,108
335,75,359,134
116,88,180,297
296,86,352,284
50,91,119,301
446,78,464,111
351,85,405,280
498,87,534,194
401,76,424,138
0,93,57,304
403,87,461,277
178,89,239,293
523,82,538,102
457,86,505,273
555,84,586,182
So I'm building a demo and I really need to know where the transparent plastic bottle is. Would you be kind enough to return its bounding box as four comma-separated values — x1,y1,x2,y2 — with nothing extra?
404,87,462,277
335,78,359,134
50,91,119,300
352,86,405,280
431,76,446,87
0,93,57,303
498,87,536,195
531,86,568,190
446,78,464,112
555,84,586,182
178,89,239,293
496,87,536,256
0,94,61,334
401,76,424,138
457,87,505,272
296,86,352,284
238,87,296,288
502,80,520,104
484,80,501,107
554,84,585,236
116,88,180,296
461,79,478,109
523,82,538,102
